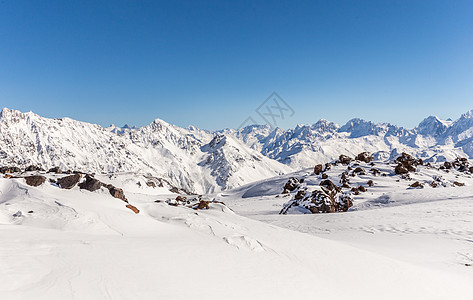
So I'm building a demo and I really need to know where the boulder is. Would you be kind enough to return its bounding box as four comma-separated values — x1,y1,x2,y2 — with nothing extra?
78,175,103,192
57,174,81,189
339,155,352,165
367,180,374,187
320,179,338,191
395,164,409,175
370,168,380,176
146,181,156,188
358,185,367,192
394,153,422,174
0,166,21,174
355,152,373,163
294,190,306,200
321,173,328,179
353,167,365,175
280,187,352,214
469,167,473,173
283,177,300,192
453,181,465,187
410,181,424,189
314,164,323,175
108,186,128,202
194,200,210,210
25,175,46,187
48,167,62,174
126,204,139,214
25,165,43,172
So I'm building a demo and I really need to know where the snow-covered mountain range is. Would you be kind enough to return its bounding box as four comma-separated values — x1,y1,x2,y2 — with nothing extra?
1,107,473,193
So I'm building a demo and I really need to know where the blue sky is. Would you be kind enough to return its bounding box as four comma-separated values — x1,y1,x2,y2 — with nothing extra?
1,0,472,130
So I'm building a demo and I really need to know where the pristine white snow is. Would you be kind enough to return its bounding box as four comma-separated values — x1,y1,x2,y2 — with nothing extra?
1,159,473,299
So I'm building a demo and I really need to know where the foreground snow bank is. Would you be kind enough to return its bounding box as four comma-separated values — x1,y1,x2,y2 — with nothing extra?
1,177,472,299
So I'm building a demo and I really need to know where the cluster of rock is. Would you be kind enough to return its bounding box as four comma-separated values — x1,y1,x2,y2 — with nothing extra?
164,195,226,210
3,170,139,214
280,177,353,214
394,153,423,175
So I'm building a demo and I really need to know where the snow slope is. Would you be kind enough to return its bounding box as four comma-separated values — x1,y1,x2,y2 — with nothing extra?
1,175,473,299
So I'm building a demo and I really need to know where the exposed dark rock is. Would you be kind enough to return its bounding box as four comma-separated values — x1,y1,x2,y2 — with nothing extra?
146,181,156,188
280,188,352,214
0,166,21,174
469,167,473,173
294,190,306,200
410,181,424,189
453,181,465,187
78,175,103,192
370,168,380,176
283,177,300,192
395,164,409,175
394,153,422,174
355,152,373,163
353,167,365,175
314,164,323,175
339,155,352,165
48,167,62,174
320,179,339,192
367,180,374,187
321,173,328,179
351,187,360,195
57,174,81,189
108,186,128,202
25,175,46,187
194,200,210,210
444,162,452,169
358,185,367,192
25,165,43,172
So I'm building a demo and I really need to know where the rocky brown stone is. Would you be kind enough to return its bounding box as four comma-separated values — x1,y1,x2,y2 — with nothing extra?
320,179,338,191
358,185,367,192
321,173,328,179
78,175,103,192
410,181,424,189
146,181,156,188
453,181,465,187
0,166,21,174
355,152,373,163
395,164,409,175
283,177,300,192
25,165,43,172
48,167,62,174
367,180,374,187
294,190,306,200
126,204,139,214
57,174,81,189
109,186,128,202
339,155,352,165
314,164,323,175
25,175,46,187
194,200,210,210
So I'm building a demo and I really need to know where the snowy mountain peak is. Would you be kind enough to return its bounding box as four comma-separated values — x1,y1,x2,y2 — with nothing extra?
416,115,450,136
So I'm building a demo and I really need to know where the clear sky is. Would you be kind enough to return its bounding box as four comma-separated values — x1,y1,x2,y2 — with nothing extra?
1,0,472,130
